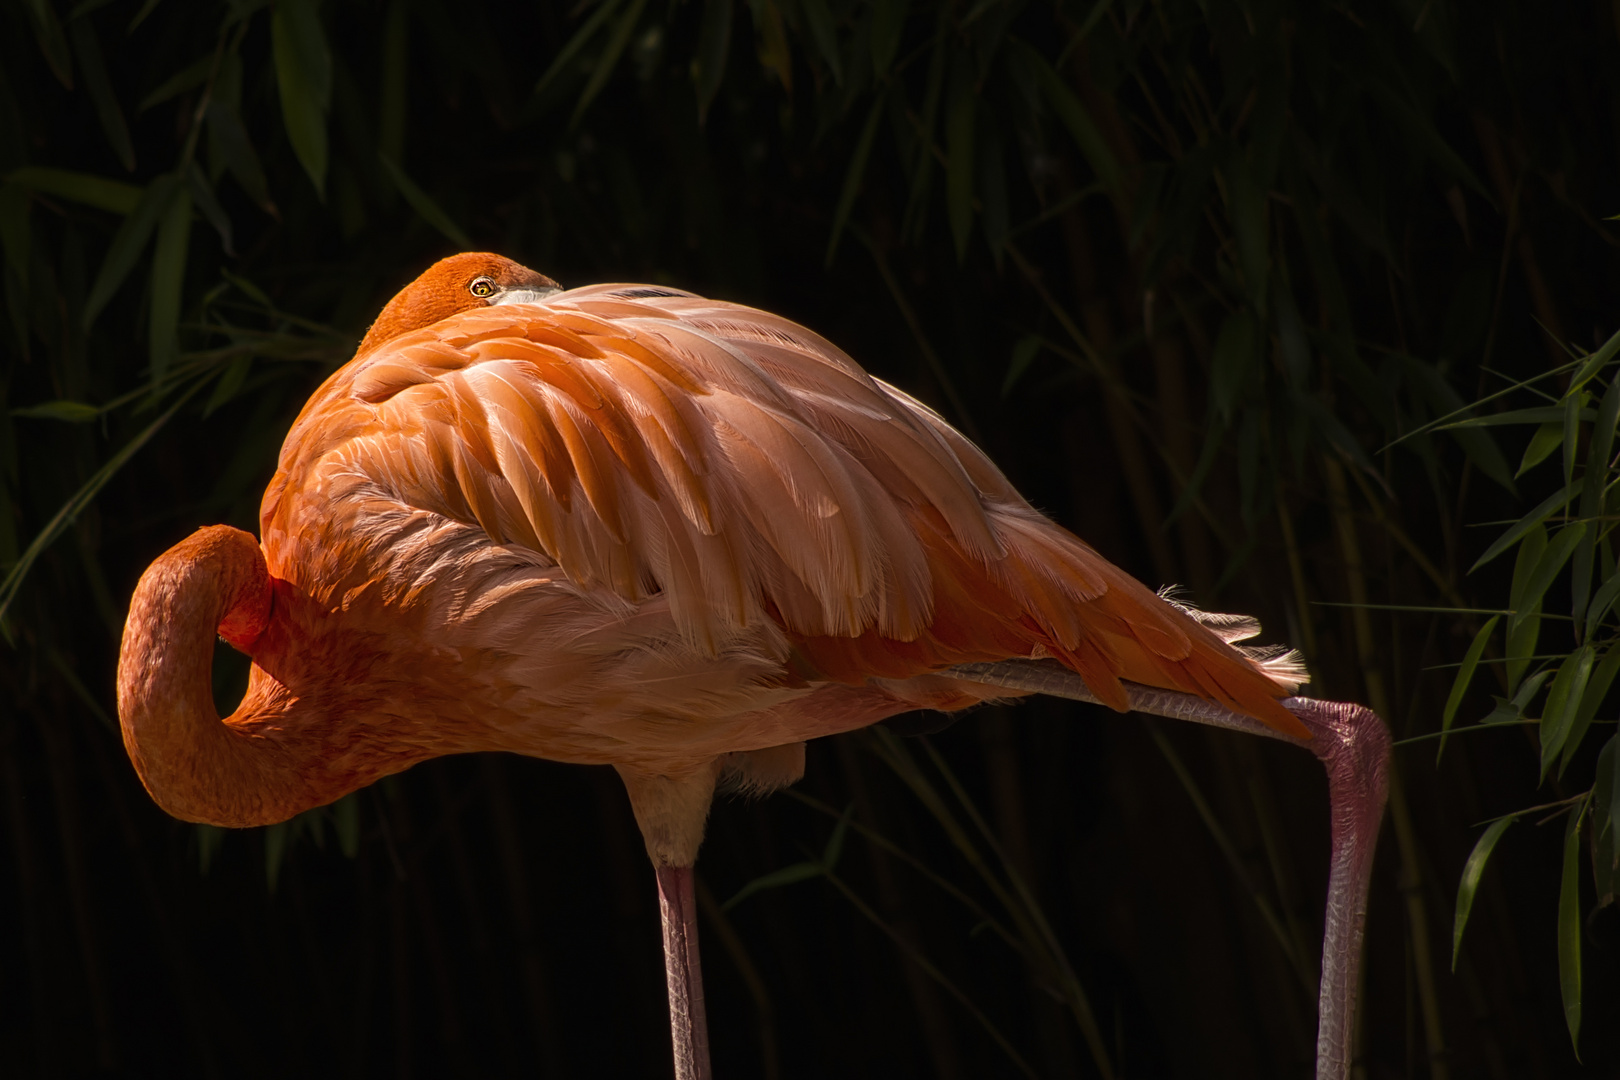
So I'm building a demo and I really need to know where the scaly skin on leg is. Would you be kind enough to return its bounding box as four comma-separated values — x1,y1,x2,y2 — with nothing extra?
656,864,712,1080
949,660,1392,1080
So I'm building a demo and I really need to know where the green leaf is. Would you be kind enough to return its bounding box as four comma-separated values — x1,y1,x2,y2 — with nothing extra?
377,0,409,163
821,802,853,867
722,861,825,911
977,125,1009,261
799,0,843,83
1472,479,1580,572
148,188,192,382
691,0,733,122
1439,615,1498,763
1559,808,1583,1056
869,0,905,76
946,67,976,263
1210,310,1256,421
533,0,623,98
1517,422,1562,476
570,0,650,125
0,383,200,626
1541,645,1595,779
203,357,251,417
6,166,141,214
265,820,289,892
0,185,30,280
1368,79,1492,206
272,0,332,197
825,96,885,266
1562,646,1620,778
1027,44,1119,193
1222,149,1269,307
1521,524,1587,621
186,162,234,256
138,54,211,112
1443,406,1595,429
379,156,472,249
1479,669,1552,725
197,824,225,875
11,400,100,422
1506,523,1548,692
83,172,182,330
1453,815,1515,968
1585,568,1620,641
67,15,134,171
1001,335,1041,397
333,793,360,858
1568,326,1620,396
206,99,274,213
23,0,74,87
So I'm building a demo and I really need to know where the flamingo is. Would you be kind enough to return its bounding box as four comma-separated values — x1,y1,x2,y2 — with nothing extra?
117,252,1389,1079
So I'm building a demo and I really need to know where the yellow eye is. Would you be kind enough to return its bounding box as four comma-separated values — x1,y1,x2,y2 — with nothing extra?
469,277,496,298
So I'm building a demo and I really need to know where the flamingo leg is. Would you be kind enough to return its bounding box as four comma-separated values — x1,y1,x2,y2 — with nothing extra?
949,660,1391,1080
656,864,713,1080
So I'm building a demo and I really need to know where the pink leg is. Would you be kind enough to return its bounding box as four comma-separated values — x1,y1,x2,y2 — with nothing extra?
1283,697,1391,1078
947,661,1392,1080
656,864,712,1080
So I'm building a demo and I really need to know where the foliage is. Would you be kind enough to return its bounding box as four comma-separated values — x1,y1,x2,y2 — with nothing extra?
2,0,1619,1075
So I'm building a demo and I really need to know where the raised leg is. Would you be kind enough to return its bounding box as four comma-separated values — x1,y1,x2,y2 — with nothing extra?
656,864,713,1080
948,660,1392,1080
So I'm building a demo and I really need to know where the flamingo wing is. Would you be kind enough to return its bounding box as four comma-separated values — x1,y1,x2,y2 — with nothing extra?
261,284,1306,736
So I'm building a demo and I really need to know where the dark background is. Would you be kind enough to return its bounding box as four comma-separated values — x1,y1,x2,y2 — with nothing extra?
2,0,1617,1077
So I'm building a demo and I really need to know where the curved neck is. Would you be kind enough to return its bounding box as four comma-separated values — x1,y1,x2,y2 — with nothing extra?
117,526,317,827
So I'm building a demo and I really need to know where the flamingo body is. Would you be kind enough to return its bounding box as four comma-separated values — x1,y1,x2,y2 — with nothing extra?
117,254,1383,1079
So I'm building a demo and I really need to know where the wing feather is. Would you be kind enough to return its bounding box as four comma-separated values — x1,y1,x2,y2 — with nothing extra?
264,283,1305,736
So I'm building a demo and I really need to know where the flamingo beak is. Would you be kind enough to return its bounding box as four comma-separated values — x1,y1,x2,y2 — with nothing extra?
491,286,562,306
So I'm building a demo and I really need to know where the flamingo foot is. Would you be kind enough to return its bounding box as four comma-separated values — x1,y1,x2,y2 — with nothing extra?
656,864,713,1080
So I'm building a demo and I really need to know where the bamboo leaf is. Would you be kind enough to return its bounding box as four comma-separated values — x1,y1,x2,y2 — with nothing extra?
1453,815,1515,968
869,0,905,76
272,0,332,197
691,0,733,122
1471,479,1580,572
1517,422,1562,476
946,67,975,263
722,861,825,911
1521,524,1587,620
0,185,29,281
1443,406,1595,429
1026,44,1119,193
83,172,181,330
379,155,472,249
137,54,211,112
1210,310,1256,421
1562,646,1620,778
1586,569,1620,641
1506,524,1548,692
206,99,274,213
23,0,74,87
148,186,192,382
1001,335,1041,397
1540,645,1595,779
333,793,361,858
571,0,650,125
377,0,409,164
186,162,234,256
0,386,199,628
1439,615,1498,763
534,0,623,98
67,15,135,171
799,0,843,83
825,95,885,267
11,400,101,422
1599,734,1620,846
6,166,141,214
1559,808,1583,1056
1568,326,1620,396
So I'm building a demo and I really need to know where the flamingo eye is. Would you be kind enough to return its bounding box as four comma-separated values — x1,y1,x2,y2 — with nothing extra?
469,277,497,299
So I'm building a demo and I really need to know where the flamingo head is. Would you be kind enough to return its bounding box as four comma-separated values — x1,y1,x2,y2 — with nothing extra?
357,252,561,354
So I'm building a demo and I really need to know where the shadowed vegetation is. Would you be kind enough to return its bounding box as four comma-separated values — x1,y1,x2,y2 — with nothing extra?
2,0,1618,1075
